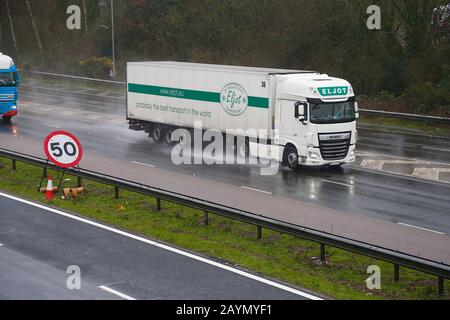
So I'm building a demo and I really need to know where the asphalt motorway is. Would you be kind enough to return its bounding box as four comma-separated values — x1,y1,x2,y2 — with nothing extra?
0,192,319,300
1,84,449,235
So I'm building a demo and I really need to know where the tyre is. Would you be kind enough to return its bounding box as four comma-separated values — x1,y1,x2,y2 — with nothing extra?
151,125,164,143
164,127,175,145
2,116,12,122
237,138,250,159
177,128,192,146
283,145,300,170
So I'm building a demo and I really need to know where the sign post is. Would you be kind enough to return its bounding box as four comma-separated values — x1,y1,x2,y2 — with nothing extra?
39,131,84,196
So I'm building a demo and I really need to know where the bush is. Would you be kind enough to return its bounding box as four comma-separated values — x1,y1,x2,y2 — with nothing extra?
402,82,450,114
438,65,450,92
78,57,113,79
376,91,396,101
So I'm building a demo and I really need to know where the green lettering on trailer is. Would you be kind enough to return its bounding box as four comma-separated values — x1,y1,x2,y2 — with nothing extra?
128,83,269,109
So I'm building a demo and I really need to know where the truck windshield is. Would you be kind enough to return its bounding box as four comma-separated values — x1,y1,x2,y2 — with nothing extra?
0,72,16,87
310,102,356,124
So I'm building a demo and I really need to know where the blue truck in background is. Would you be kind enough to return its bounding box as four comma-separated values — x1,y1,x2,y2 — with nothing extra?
0,53,20,122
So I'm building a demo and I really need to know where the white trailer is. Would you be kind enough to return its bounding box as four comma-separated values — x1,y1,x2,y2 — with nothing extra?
127,61,358,169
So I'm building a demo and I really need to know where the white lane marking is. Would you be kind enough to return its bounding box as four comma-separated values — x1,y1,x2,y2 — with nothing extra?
422,147,450,153
98,285,136,300
397,223,445,235
241,186,273,195
44,124,62,129
320,179,354,188
130,161,155,168
0,191,322,300
116,138,137,144
357,151,417,162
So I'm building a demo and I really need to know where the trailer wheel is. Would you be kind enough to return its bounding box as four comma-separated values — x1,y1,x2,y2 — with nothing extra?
238,138,250,159
2,116,12,122
177,128,192,146
151,125,164,143
283,145,299,170
164,127,175,145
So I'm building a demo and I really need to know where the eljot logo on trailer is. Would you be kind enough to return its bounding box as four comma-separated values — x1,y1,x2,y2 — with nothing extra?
220,83,248,116
44,131,83,168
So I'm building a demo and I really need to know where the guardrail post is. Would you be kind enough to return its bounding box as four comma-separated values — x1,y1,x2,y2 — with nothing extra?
204,211,209,226
12,159,16,171
257,226,262,240
156,198,161,211
438,277,444,295
394,264,400,282
114,186,119,199
320,244,326,262
77,177,82,188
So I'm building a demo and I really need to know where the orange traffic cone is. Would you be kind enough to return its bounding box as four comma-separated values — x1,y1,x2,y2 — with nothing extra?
45,175,55,201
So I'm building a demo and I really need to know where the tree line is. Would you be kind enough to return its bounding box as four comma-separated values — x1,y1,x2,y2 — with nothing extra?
0,0,449,115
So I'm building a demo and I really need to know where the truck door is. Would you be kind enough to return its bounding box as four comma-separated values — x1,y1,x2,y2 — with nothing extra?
279,100,307,144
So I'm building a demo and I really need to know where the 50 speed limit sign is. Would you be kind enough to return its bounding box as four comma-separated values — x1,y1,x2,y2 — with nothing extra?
44,131,83,168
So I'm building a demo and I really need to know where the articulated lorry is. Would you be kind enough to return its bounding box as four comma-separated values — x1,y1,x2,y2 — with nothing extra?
0,53,20,122
127,62,358,169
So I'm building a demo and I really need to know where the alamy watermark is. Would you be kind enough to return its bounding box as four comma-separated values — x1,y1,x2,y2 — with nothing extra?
367,5,381,30
366,265,381,290
169,122,280,176
66,265,81,290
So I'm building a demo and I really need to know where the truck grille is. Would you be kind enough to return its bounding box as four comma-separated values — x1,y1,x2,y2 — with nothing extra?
0,94,14,101
319,132,351,161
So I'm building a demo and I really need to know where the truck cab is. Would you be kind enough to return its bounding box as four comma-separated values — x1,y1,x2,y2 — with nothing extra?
0,53,20,122
275,73,358,169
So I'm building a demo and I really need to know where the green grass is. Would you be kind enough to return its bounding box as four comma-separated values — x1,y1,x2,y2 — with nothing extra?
359,115,450,137
23,74,124,93
0,158,448,300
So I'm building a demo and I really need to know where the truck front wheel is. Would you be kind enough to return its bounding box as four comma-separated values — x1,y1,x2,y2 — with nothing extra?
283,145,300,170
2,116,12,122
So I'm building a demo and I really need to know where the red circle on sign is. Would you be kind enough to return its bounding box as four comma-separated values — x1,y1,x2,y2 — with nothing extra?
44,131,83,168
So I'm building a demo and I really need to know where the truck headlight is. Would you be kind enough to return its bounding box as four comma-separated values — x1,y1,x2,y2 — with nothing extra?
11,106,17,109
349,150,355,161
308,151,320,160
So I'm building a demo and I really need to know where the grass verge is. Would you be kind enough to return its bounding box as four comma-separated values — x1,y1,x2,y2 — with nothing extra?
359,115,450,137
23,74,124,93
0,158,448,300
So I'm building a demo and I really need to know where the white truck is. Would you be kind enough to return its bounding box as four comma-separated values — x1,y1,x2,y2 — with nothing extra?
127,62,358,169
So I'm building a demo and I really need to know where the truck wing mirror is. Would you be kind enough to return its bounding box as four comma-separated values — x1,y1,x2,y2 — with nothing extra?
295,102,307,124
15,72,21,87
295,102,305,118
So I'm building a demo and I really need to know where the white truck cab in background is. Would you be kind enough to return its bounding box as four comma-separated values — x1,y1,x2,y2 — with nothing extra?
127,62,358,170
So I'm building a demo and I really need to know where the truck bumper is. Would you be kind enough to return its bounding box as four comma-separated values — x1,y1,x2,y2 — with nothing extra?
0,102,18,118
1,110,18,118
301,145,356,166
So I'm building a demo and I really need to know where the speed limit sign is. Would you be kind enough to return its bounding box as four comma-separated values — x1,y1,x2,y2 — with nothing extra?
44,131,83,168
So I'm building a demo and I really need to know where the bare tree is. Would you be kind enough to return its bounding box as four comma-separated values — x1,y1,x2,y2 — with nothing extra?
82,0,88,34
5,0,19,58
0,15,3,49
25,0,44,54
